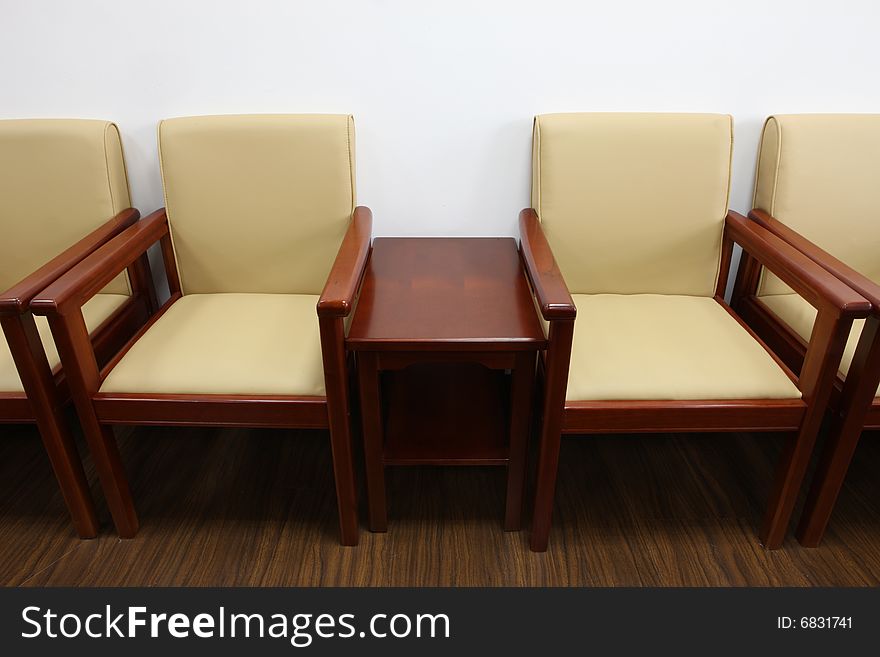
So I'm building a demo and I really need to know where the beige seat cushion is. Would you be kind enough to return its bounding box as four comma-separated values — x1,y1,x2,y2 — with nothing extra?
100,294,326,396
759,293,877,397
566,294,801,401
158,114,355,295
0,294,129,393
532,113,732,296
0,119,132,296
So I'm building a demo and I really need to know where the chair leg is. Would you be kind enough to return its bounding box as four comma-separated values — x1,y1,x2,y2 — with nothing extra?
34,408,99,538
760,308,859,549
796,321,880,546
319,317,359,546
530,425,562,552
796,417,864,546
84,423,138,538
760,430,817,549
1,313,98,537
327,419,359,547
37,310,138,538
529,320,574,552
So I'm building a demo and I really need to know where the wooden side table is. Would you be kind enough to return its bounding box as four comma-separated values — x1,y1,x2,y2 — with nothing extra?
347,238,547,532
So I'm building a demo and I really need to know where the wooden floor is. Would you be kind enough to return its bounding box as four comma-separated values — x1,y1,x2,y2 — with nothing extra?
1,418,879,586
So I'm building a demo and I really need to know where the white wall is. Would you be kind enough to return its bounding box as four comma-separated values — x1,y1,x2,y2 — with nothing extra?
2,0,878,238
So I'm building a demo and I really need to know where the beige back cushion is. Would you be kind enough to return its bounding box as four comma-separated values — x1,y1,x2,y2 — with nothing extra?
755,114,880,296
158,114,356,295
532,113,733,296
0,119,131,294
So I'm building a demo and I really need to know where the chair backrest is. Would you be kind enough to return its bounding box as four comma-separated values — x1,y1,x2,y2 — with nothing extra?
754,114,880,296
531,113,733,296
158,114,356,295
0,119,131,295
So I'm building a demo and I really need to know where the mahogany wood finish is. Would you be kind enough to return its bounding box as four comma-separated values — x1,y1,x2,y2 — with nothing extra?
797,317,880,546
0,394,32,422
523,208,870,552
529,318,574,550
93,394,329,428
0,313,96,538
31,207,374,546
734,296,811,378
317,206,374,544
349,238,545,533
749,209,880,310
0,208,153,538
347,238,549,350
732,208,880,546
518,210,576,321
356,351,386,531
561,400,805,434
0,209,140,315
381,363,510,465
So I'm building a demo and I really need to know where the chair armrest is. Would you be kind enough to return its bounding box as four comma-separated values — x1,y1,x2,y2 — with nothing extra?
317,206,373,318
0,208,139,315
749,208,880,316
31,209,169,316
725,211,870,318
519,208,576,321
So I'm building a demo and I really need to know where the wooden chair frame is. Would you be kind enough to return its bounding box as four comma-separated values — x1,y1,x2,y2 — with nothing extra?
30,206,373,546
520,208,871,552
0,208,156,537
731,208,880,546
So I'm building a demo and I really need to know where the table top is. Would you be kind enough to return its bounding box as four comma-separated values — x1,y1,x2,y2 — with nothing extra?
346,238,547,351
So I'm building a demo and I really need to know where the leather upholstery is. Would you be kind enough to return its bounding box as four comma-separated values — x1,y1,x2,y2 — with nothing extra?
566,294,801,401
532,113,732,296
754,114,880,296
0,118,134,393
753,114,880,398
528,113,795,401
759,293,877,396
99,294,326,396
0,119,131,295
158,114,355,295
0,294,129,392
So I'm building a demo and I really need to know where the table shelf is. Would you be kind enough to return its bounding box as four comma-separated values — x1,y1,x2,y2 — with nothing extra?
382,362,510,466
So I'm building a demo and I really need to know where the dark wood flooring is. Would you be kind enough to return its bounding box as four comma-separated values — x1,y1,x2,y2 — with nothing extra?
1,418,879,586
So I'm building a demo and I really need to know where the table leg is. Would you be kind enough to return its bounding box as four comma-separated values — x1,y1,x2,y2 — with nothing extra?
358,351,388,531
504,351,536,531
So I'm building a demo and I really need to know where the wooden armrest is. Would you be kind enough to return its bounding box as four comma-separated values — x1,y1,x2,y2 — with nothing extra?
317,206,373,318
725,211,870,318
749,208,880,315
0,208,139,315
31,209,169,316
519,208,576,321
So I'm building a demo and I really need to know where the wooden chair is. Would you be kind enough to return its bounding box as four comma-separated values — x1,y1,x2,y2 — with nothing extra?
732,114,880,546
31,114,371,545
520,113,871,552
0,119,155,537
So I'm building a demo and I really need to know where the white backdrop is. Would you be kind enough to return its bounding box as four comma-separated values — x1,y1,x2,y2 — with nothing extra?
2,0,878,238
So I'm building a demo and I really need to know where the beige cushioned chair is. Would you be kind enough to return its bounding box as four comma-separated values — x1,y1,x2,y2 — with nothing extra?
0,120,134,392
0,119,154,537
752,115,880,394
520,112,869,551
100,114,355,397
733,114,880,546
32,114,372,545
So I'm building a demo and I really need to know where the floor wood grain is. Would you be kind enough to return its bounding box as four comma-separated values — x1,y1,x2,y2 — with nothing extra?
1,419,878,586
